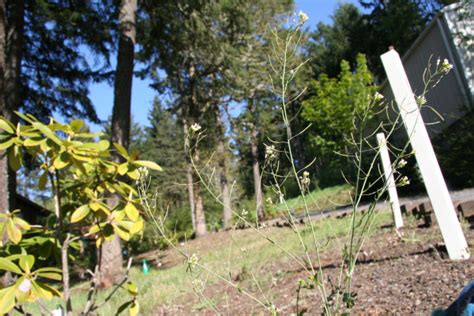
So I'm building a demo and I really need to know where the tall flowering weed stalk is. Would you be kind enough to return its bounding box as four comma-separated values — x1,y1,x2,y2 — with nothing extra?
0,112,161,315
137,11,455,315
262,14,456,314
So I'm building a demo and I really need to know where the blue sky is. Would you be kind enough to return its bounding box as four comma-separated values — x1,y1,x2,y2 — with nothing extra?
88,0,360,131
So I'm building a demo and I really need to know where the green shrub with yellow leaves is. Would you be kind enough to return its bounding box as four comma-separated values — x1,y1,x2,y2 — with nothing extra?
0,113,161,315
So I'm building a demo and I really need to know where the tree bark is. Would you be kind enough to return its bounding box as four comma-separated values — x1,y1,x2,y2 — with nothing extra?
100,0,137,288
249,99,265,221
215,109,232,228
0,0,7,218
0,1,8,288
0,0,23,217
183,120,196,231
193,148,207,237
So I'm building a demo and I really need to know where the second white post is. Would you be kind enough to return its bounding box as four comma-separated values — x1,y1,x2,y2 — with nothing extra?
376,132,403,229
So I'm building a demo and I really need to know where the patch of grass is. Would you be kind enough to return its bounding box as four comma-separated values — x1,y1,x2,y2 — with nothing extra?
274,185,353,215
20,209,393,315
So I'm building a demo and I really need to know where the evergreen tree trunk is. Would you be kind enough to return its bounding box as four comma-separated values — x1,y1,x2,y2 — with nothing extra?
0,0,7,218
215,109,232,228
1,0,24,216
100,0,136,288
249,99,265,221
183,120,196,231
193,148,207,237
0,0,23,287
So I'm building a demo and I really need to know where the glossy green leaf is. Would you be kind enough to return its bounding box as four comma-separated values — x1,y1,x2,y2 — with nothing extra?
0,285,16,315
125,282,138,296
35,267,62,274
129,220,144,235
0,118,15,134
32,122,62,145
114,143,129,159
113,224,130,241
0,257,22,274
37,272,62,281
23,137,44,147
129,301,139,316
19,255,35,273
15,112,35,124
7,220,22,243
124,203,139,221
127,168,140,180
71,205,90,223
0,138,13,150
36,281,62,298
118,162,128,175
13,216,31,231
53,152,70,170
70,120,84,132
8,146,22,171
132,160,163,171
116,300,133,315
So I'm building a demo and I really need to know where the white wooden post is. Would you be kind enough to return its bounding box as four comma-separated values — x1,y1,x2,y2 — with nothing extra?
381,49,469,260
376,132,403,229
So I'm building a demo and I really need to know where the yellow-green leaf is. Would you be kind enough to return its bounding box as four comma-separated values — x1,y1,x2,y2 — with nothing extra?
8,146,22,171
124,203,139,221
71,205,90,223
125,282,138,296
0,285,16,315
13,217,31,231
89,202,101,211
129,220,144,235
127,168,140,180
0,138,14,150
129,301,139,316
32,122,62,145
70,119,84,132
114,143,129,159
113,224,130,241
37,272,62,281
132,160,163,171
118,162,128,175
53,152,70,170
0,118,15,134
0,258,22,274
7,220,22,244
19,255,35,273
23,137,44,147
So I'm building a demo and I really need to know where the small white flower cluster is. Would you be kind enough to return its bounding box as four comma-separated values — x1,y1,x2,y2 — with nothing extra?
266,197,273,205
192,278,205,292
190,123,201,132
298,10,309,25
241,208,248,217
416,95,427,106
398,175,410,186
437,58,453,74
138,167,149,178
299,171,310,193
265,144,277,161
397,159,407,169
374,92,384,102
187,253,200,273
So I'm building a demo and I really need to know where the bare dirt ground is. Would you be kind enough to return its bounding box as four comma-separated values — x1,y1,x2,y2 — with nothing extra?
149,218,473,315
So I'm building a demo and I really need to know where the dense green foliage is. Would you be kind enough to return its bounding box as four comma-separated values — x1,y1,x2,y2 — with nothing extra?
302,54,377,187
0,113,161,314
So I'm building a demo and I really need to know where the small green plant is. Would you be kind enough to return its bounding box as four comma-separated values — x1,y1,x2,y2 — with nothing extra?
0,113,161,315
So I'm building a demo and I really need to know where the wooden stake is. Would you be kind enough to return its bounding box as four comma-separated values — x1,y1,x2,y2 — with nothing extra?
376,132,403,229
381,49,469,260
